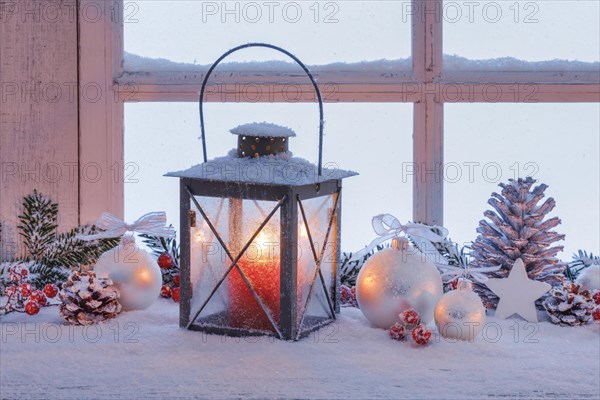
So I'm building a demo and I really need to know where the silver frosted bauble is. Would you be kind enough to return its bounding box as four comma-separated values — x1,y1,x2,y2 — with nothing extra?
94,238,162,311
356,241,443,329
434,279,486,341
575,265,600,292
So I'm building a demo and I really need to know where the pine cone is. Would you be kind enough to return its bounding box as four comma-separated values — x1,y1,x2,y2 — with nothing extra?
471,177,567,309
59,271,121,325
543,282,595,326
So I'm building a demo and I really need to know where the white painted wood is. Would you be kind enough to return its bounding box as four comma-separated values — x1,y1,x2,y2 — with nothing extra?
78,0,124,224
0,0,78,257
412,0,444,225
113,82,600,103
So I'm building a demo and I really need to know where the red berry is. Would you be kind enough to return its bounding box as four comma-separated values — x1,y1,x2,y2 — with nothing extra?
172,274,180,287
448,279,458,291
171,287,180,303
340,285,358,307
30,290,47,306
20,283,32,298
160,285,172,298
6,286,18,297
25,301,40,316
401,308,421,326
389,323,407,341
157,252,175,269
43,284,59,298
593,292,600,306
20,269,28,277
340,285,352,304
411,324,432,345
593,308,600,322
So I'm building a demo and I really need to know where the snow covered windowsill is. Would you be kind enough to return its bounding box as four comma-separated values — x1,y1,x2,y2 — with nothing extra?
1,301,598,399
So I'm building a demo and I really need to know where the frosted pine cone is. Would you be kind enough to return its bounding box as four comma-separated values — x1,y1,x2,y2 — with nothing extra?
59,271,121,325
543,282,595,326
471,177,566,309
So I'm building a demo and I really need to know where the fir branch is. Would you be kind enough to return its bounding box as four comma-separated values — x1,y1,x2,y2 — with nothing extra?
10,191,121,288
43,225,120,269
29,263,70,289
17,191,58,259
139,227,179,265
565,250,600,281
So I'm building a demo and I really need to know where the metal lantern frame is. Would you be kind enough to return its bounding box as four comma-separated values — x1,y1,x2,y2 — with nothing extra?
174,43,353,341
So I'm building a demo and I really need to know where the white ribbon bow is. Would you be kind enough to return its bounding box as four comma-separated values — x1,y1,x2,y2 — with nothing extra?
348,214,502,283
349,214,449,262
77,212,176,241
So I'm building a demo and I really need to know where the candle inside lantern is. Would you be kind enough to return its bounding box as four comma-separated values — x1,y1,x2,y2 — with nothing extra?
228,229,281,331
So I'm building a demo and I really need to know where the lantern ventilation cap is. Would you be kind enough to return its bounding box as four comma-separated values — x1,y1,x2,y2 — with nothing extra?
231,122,296,158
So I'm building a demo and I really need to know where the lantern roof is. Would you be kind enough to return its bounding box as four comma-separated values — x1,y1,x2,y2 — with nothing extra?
230,122,296,138
165,149,357,186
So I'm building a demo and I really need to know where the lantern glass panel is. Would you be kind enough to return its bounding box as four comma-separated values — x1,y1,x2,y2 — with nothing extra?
190,196,230,323
297,194,338,331
189,195,282,334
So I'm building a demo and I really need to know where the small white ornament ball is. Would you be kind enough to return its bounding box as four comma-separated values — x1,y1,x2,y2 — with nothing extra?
434,279,486,341
94,238,162,311
356,239,443,329
575,265,600,292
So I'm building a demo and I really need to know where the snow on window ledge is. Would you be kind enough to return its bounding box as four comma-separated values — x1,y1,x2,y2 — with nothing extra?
443,54,600,72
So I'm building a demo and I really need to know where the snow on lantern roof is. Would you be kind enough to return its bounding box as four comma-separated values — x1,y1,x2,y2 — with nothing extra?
230,122,297,138
165,149,357,186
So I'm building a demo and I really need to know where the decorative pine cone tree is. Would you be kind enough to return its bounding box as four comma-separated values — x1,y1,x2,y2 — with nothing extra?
543,282,595,326
471,177,566,308
59,271,121,325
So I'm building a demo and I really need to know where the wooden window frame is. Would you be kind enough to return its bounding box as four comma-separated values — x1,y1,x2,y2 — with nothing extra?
79,0,600,225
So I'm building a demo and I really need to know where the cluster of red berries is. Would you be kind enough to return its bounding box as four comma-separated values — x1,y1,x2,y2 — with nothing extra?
340,284,358,307
0,265,59,316
592,292,600,323
389,308,432,346
157,252,180,303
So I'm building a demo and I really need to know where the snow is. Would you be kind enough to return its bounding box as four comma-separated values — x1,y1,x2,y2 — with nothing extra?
443,54,600,72
123,51,599,76
165,150,357,186
1,302,599,399
123,51,411,74
576,266,600,292
230,122,296,138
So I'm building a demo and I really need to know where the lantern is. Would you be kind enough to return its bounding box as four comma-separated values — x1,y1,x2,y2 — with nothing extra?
166,44,356,340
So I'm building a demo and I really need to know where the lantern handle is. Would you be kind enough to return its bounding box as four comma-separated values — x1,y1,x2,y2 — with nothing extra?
199,43,325,176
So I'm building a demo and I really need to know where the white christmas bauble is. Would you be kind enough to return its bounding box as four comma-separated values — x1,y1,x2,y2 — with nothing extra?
434,279,486,341
356,241,443,329
94,239,162,311
575,265,600,292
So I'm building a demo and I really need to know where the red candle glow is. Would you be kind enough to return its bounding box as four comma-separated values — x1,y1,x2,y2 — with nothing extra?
228,230,280,331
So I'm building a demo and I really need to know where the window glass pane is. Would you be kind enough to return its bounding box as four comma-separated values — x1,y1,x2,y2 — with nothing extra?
444,103,600,258
124,1,410,65
444,0,600,63
125,103,412,253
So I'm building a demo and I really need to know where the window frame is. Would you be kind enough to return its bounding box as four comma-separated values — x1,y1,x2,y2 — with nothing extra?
79,0,600,225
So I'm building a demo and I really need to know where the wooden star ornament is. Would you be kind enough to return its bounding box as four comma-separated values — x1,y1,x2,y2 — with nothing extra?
485,259,551,322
